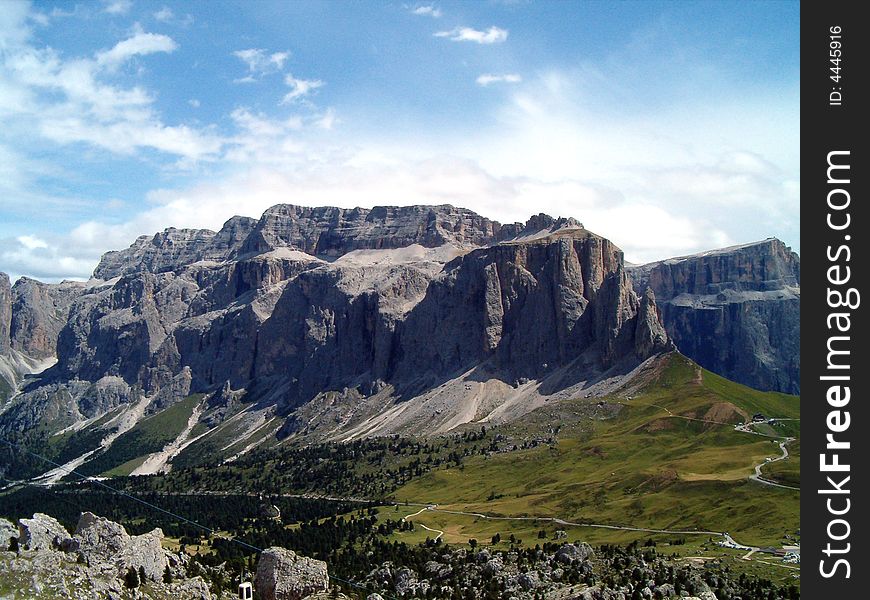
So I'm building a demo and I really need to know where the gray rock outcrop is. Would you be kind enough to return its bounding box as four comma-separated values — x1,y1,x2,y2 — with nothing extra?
2,206,671,465
0,511,241,599
17,513,71,552
71,511,167,581
255,546,330,600
93,216,258,280
9,277,85,360
0,204,798,477
0,273,11,354
555,542,594,564
0,517,17,550
628,239,800,393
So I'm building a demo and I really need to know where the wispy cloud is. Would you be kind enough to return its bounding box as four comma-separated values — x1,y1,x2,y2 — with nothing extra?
281,73,324,104
411,5,442,18
232,48,290,82
1,14,220,162
152,6,193,26
435,26,508,44
96,31,178,70
476,73,521,86
103,0,132,16
153,6,173,22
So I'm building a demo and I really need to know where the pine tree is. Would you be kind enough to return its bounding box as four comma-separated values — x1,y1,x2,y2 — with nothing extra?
124,566,140,589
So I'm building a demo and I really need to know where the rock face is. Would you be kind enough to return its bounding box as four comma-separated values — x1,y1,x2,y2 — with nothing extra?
1,275,89,403
92,206,583,280
71,511,167,581
2,205,669,463
17,513,71,552
0,517,17,550
9,277,85,360
628,239,800,394
0,273,10,354
255,546,330,600
0,511,241,600
93,216,258,279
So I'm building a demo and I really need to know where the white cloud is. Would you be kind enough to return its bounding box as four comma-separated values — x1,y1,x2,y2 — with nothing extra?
152,7,193,26
233,48,290,82
0,233,102,282
30,12,50,26
45,149,732,280
435,26,508,44
103,0,133,16
411,5,442,18
0,2,32,49
1,21,221,161
316,107,338,130
39,117,223,158
476,73,521,86
17,234,49,250
153,7,173,22
188,98,200,108
96,31,178,70
282,73,324,104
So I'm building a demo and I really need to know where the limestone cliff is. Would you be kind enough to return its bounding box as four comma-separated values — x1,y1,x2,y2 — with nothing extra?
1,206,668,461
0,273,10,356
628,239,800,394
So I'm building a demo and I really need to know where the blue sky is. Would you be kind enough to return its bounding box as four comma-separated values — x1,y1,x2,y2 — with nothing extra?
0,0,799,282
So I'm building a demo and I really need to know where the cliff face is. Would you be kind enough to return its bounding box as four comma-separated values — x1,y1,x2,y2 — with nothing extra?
91,206,583,280
1,274,87,402
9,278,85,360
0,273,10,355
52,220,666,408
92,216,258,280
1,206,668,455
628,239,800,394
239,204,504,257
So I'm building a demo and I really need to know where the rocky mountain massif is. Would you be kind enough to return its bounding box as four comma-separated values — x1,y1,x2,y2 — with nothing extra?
0,205,798,479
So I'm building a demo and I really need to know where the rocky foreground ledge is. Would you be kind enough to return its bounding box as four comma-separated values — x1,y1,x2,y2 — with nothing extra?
0,512,338,600
0,512,737,600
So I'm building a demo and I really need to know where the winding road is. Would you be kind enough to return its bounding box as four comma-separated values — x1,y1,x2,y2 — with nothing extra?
402,505,443,541
749,436,798,490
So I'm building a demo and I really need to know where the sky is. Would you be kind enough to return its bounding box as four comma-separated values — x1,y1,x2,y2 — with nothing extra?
0,0,799,282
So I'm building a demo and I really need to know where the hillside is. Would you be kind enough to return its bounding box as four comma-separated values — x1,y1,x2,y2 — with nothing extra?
396,352,799,549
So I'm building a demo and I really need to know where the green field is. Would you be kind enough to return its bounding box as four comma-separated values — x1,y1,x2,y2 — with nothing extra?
396,354,800,549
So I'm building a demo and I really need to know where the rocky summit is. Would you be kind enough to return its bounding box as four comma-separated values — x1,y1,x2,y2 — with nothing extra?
0,204,798,478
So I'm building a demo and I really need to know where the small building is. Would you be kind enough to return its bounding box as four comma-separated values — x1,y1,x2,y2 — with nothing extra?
752,413,766,422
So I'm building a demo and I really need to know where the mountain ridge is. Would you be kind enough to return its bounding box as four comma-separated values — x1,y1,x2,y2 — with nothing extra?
0,204,798,481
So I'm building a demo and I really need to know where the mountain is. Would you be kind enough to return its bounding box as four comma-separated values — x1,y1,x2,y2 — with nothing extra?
627,239,800,394
1,275,88,405
0,205,797,480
